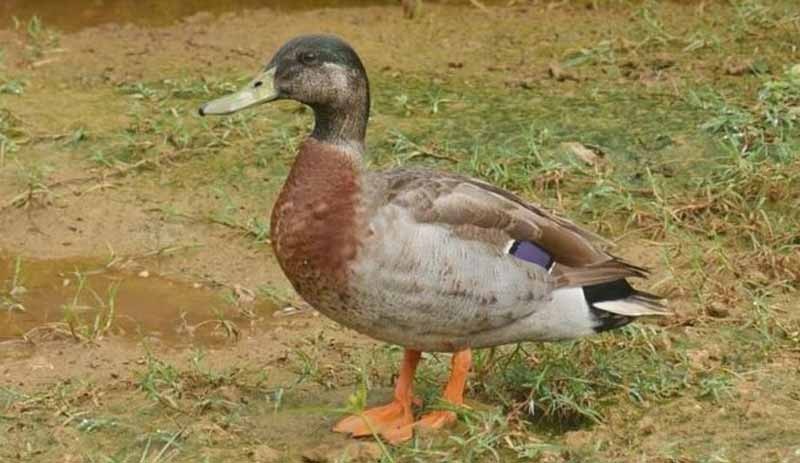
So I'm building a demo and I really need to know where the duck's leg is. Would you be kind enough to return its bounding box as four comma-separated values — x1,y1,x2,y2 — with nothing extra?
416,349,471,429
394,349,471,436
333,349,421,442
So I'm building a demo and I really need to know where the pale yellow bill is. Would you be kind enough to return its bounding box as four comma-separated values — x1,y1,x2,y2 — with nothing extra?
199,67,278,116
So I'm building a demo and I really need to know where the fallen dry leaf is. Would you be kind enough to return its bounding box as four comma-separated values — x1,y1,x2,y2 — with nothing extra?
561,142,605,166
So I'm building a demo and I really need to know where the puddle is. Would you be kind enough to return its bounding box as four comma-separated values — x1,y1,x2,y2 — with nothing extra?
0,254,277,350
1,0,392,32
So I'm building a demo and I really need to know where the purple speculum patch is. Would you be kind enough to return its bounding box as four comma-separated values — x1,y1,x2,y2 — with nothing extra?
508,240,554,270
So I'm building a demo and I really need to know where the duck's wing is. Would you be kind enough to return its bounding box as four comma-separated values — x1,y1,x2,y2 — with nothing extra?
382,169,648,288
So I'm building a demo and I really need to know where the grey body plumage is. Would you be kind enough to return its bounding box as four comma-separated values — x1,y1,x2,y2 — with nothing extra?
334,168,666,352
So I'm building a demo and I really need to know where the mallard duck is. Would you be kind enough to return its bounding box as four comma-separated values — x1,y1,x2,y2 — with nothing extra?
199,35,667,443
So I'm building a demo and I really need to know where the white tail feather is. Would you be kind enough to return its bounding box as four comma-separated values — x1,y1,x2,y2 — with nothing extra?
593,297,668,317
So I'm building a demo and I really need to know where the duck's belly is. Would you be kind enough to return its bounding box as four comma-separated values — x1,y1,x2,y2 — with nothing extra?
337,276,598,352
286,260,598,352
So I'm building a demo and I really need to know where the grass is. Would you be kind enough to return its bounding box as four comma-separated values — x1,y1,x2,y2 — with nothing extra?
0,109,25,168
1,256,26,312
691,68,800,161
60,270,119,343
0,77,26,96
20,15,60,59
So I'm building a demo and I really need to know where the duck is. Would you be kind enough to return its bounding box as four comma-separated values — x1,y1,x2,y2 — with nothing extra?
198,34,667,444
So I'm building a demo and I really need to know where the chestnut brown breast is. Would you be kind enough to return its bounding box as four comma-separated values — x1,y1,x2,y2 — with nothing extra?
270,138,362,309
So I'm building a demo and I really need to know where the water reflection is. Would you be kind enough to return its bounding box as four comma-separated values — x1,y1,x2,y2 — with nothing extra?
0,255,276,347
1,0,393,32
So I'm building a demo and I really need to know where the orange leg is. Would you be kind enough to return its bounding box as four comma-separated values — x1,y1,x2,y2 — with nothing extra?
333,349,421,443
394,349,471,437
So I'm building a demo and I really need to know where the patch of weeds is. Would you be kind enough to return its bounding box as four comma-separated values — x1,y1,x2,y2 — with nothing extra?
62,126,89,147
0,77,26,96
731,0,779,31
397,406,514,462
472,326,688,429
124,106,194,151
696,374,734,403
188,349,235,385
12,160,55,207
186,306,241,341
104,106,192,165
21,15,60,59
138,353,184,410
257,283,294,307
693,69,800,160
137,350,271,417
118,77,242,103
757,68,800,142
290,348,329,388
389,400,566,462
561,40,618,68
60,271,119,343
117,81,159,100
0,387,27,409
0,109,26,166
633,1,719,52
102,77,269,174
456,125,573,195
207,110,259,142
421,87,456,114
390,130,462,164
704,163,793,263
634,2,682,49
162,77,239,100
208,185,245,225
0,45,23,95
134,427,186,463
103,127,153,165
245,216,270,243
188,353,246,414
1,256,27,312
724,288,796,362
681,29,722,53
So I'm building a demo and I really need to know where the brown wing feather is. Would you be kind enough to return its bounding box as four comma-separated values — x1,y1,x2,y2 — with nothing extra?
383,168,648,288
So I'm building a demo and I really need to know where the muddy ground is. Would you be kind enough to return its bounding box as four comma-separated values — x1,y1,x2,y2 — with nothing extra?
1,1,799,462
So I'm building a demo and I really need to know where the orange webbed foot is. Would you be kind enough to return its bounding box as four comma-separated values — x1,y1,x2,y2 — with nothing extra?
414,409,458,429
333,400,414,439
333,349,422,444
389,408,457,440
332,349,472,445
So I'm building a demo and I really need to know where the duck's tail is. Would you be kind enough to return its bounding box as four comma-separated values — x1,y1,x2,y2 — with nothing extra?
582,279,668,333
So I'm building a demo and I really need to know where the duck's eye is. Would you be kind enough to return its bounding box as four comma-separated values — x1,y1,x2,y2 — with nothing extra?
298,51,318,65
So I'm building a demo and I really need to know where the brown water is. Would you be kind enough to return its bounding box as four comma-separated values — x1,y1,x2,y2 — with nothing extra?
0,255,276,348
1,0,392,32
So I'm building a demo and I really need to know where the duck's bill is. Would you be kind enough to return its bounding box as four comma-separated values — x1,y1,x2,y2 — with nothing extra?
198,67,278,116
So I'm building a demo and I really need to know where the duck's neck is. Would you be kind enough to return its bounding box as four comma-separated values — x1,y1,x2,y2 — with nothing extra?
309,79,369,153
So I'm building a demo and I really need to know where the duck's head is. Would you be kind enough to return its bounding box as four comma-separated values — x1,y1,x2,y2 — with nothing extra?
199,35,370,146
